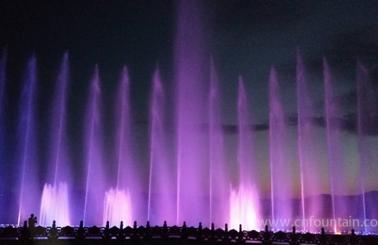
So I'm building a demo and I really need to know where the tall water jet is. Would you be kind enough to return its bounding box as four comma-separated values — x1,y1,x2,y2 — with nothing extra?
296,53,306,230
148,67,176,225
208,59,227,227
83,66,105,226
229,77,260,230
0,49,5,141
323,59,347,233
17,56,39,225
356,62,377,233
39,53,71,226
175,0,209,225
296,53,324,231
103,67,133,226
0,49,6,220
269,67,295,230
356,62,368,233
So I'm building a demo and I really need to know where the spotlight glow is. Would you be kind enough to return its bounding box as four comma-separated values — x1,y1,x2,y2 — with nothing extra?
39,182,70,226
229,185,260,231
103,188,132,227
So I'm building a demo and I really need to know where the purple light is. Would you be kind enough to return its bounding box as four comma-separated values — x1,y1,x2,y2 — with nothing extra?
103,188,132,227
39,182,70,226
83,66,106,226
229,184,260,231
269,67,296,229
17,56,39,226
39,53,71,227
148,67,176,225
175,0,209,225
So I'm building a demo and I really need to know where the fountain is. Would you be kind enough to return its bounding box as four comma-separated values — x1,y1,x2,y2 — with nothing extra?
148,67,176,225
39,53,71,226
208,59,228,227
356,62,378,234
103,188,132,227
39,182,70,226
229,184,260,231
0,0,377,235
17,56,39,226
83,66,106,226
229,77,260,231
174,0,209,226
103,67,134,226
0,49,6,222
296,53,327,232
324,59,349,233
269,67,298,230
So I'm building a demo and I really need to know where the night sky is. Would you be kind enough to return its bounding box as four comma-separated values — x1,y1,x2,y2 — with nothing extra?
1,0,378,201
1,0,378,117
1,1,378,121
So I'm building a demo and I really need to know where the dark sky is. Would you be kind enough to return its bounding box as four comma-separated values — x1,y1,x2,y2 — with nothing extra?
0,0,174,122
1,0,378,116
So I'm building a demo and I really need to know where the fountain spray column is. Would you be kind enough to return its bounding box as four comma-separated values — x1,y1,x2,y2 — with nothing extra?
83,66,105,226
296,53,324,231
229,77,260,230
39,53,71,226
0,49,5,141
356,62,376,233
208,60,227,227
0,49,6,221
103,67,134,226
323,59,347,233
269,67,295,230
175,0,209,225
148,67,176,225
17,56,39,225
296,53,307,229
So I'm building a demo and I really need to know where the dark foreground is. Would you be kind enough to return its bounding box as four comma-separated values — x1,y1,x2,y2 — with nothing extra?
0,224,377,245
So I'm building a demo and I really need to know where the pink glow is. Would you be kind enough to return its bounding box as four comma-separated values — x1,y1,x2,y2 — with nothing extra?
229,185,260,231
103,188,132,227
39,182,70,226
148,68,176,225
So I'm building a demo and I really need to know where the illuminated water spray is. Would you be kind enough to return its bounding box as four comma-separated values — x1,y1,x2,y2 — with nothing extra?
208,59,228,227
229,77,260,231
0,49,6,217
83,66,106,226
296,53,325,232
229,185,260,230
17,56,39,225
103,67,133,226
175,0,209,225
269,67,296,229
39,183,70,226
324,59,347,233
103,188,132,226
39,53,71,226
148,68,176,225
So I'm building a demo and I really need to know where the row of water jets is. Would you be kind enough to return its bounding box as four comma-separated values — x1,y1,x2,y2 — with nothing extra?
0,50,376,233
